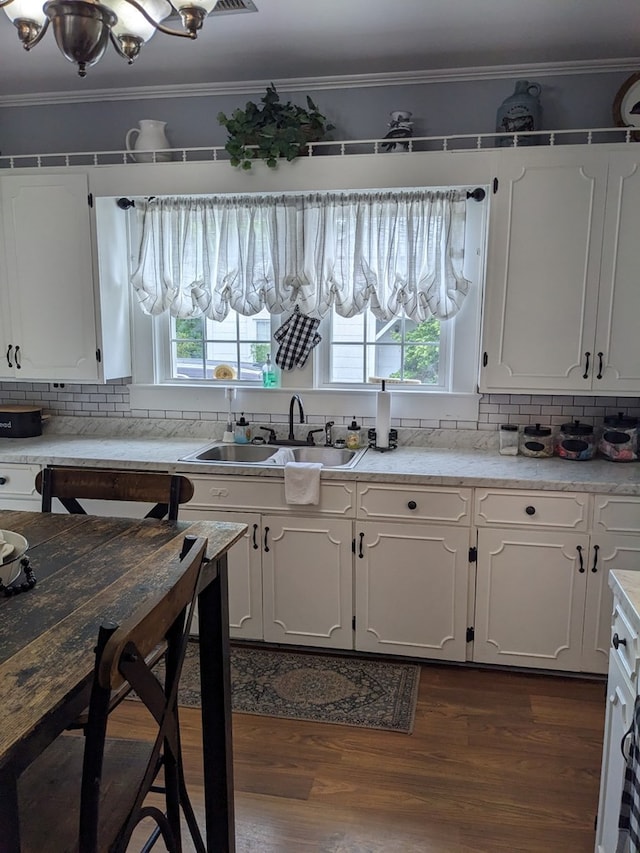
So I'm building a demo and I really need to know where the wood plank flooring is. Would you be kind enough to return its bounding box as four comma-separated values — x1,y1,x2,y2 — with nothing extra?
110,662,606,853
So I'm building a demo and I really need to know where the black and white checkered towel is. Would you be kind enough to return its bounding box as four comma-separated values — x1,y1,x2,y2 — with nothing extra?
274,306,321,371
618,694,640,853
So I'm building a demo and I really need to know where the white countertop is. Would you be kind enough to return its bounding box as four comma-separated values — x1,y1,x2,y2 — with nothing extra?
1,432,639,494
610,570,640,625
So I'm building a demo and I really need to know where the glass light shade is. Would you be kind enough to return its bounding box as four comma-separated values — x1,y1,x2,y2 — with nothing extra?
110,0,171,42
3,0,46,24
176,0,217,12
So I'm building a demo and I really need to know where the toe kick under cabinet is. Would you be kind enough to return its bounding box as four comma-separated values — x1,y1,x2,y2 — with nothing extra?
473,490,640,674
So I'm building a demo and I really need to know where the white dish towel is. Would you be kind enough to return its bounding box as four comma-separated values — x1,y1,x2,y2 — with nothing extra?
265,447,296,465
284,462,322,505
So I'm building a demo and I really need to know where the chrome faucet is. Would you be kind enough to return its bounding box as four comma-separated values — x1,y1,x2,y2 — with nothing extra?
288,394,305,441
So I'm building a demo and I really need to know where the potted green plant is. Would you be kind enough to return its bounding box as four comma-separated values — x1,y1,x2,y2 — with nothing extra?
217,84,334,170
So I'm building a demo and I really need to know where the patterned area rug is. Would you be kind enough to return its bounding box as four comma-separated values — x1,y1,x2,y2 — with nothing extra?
165,643,420,734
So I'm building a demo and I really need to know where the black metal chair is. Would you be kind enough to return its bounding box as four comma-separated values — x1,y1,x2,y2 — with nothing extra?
17,534,208,853
35,466,195,521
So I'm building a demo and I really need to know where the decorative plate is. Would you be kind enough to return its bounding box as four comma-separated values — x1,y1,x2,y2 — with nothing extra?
613,72,640,132
0,530,29,587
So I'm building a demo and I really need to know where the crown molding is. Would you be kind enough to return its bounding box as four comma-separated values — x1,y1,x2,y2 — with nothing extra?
2,57,639,109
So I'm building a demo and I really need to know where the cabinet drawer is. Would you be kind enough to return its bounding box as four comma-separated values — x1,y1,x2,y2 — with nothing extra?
0,463,41,498
593,495,640,536
474,488,589,530
184,474,355,517
357,483,471,524
611,600,640,685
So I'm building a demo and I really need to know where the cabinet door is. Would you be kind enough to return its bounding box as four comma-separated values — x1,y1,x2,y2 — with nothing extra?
480,149,608,392
596,151,640,393
582,535,640,674
355,521,470,660
474,528,588,670
262,515,353,649
596,652,634,853
0,173,100,382
180,508,263,641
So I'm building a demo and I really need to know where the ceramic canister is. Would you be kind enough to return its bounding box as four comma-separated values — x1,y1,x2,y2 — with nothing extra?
495,80,542,147
599,412,639,462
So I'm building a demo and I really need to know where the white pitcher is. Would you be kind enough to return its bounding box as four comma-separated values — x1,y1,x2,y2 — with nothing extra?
125,119,172,163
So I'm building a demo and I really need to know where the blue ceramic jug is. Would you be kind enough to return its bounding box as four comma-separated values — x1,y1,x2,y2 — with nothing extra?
495,80,542,147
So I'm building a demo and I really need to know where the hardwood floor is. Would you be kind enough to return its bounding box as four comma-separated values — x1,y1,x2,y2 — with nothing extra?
110,662,606,853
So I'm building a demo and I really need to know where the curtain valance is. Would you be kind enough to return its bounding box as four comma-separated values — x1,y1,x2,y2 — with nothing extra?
130,188,470,322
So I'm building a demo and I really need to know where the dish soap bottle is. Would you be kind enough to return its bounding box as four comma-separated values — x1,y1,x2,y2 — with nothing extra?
234,413,251,444
346,418,361,449
261,354,278,388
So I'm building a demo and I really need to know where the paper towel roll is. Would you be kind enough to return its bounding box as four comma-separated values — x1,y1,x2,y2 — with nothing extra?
376,389,391,448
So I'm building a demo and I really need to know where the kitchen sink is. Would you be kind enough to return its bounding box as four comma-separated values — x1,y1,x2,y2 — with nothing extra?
179,442,366,469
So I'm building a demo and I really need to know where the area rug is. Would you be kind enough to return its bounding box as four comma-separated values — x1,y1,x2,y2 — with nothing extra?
155,644,420,734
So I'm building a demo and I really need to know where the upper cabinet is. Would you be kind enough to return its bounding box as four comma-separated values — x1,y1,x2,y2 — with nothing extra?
480,146,640,395
0,173,130,383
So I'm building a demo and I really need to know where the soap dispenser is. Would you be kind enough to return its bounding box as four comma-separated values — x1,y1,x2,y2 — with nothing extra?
346,418,361,450
234,413,251,444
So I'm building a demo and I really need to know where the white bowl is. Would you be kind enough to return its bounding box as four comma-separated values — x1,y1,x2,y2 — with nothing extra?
0,530,29,587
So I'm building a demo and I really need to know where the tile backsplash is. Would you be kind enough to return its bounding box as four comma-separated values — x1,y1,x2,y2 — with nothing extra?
1,382,638,434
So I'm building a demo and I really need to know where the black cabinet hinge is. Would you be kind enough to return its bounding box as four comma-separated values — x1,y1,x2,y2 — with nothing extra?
466,627,475,642
95,348,102,363
469,546,477,563
482,352,488,367
352,616,356,631
352,538,356,554
492,177,499,194
88,192,94,208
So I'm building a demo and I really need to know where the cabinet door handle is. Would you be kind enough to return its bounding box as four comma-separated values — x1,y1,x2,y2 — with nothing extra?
358,531,364,559
582,351,591,379
525,505,536,516
576,545,585,573
14,345,21,369
613,633,627,650
591,544,599,573
264,526,270,553
407,500,417,510
6,345,13,368
596,352,604,380
252,523,259,550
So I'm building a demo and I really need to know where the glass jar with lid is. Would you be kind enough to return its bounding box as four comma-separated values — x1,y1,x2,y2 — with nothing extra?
555,420,595,461
499,424,519,456
599,412,639,462
519,423,553,458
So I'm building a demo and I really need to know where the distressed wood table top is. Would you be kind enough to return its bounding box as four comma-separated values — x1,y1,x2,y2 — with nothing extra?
0,510,245,777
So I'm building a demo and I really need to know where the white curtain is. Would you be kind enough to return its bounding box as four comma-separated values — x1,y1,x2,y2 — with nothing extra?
130,189,470,322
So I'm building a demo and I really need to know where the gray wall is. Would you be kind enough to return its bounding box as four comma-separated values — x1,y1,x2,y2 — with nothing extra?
0,71,630,156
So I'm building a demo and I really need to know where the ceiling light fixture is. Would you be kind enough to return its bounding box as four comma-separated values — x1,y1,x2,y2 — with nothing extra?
0,0,220,77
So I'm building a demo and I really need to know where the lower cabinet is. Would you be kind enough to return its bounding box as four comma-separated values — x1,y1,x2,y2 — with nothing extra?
596,581,640,853
0,463,42,510
262,515,353,649
355,521,470,660
182,508,263,641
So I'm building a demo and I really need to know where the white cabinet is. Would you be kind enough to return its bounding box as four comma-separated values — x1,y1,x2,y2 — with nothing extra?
480,146,640,395
582,496,640,674
595,581,640,853
182,473,356,648
0,463,41,510
181,507,263,641
0,173,129,383
262,514,353,649
355,483,472,660
474,488,590,670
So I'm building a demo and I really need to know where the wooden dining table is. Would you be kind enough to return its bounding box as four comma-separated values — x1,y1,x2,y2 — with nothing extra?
0,509,246,853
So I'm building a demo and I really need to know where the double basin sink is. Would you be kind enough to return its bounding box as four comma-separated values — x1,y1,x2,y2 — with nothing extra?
180,442,367,469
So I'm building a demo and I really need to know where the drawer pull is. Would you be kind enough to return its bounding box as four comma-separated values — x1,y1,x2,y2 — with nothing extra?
576,545,585,573
613,633,627,650
525,505,536,516
407,500,417,510
0,477,6,485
